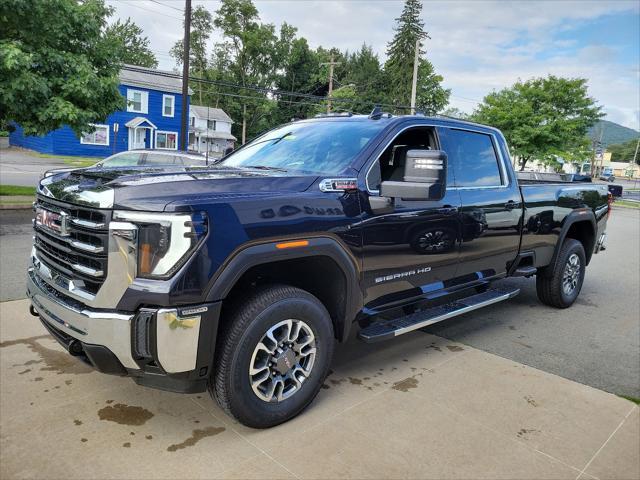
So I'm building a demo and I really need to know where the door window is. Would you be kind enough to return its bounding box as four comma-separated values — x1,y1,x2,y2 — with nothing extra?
366,126,438,191
443,129,502,187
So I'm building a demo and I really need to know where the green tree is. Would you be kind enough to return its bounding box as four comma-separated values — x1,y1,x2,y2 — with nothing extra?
105,18,158,68
608,138,640,163
342,44,389,113
170,5,214,104
212,0,279,143
0,0,124,136
472,76,603,170
384,0,449,113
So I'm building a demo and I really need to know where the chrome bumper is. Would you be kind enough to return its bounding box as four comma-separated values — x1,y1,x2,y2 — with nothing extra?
27,267,138,369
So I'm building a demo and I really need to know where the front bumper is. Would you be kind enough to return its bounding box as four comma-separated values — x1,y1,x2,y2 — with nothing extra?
27,266,220,393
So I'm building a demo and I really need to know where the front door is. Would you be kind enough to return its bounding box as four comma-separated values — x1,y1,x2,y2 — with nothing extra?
129,127,149,150
438,126,522,281
360,126,462,311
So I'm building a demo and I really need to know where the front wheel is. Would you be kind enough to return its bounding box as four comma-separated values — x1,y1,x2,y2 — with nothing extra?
211,285,334,428
536,238,586,308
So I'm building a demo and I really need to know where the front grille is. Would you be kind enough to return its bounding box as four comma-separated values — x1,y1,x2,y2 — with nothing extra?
34,196,111,295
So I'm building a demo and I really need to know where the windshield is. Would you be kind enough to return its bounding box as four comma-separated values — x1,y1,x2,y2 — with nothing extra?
217,120,386,175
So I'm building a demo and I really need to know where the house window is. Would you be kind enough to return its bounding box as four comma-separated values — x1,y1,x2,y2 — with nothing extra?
207,120,217,130
162,95,175,117
80,124,109,146
155,131,178,150
127,89,148,113
190,116,195,126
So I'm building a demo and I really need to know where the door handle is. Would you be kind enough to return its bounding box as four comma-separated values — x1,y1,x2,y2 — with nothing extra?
505,201,519,210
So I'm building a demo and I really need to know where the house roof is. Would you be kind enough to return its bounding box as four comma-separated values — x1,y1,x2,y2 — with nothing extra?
119,64,193,95
190,105,233,124
125,117,157,129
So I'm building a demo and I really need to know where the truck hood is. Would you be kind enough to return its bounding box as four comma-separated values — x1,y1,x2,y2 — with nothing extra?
38,166,321,211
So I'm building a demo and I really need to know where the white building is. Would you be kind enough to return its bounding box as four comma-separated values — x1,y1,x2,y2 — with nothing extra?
188,105,236,156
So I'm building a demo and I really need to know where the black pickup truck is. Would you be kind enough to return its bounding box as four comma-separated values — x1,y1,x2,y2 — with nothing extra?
27,114,609,427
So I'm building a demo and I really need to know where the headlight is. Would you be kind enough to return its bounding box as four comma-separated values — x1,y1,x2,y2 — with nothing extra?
113,211,208,279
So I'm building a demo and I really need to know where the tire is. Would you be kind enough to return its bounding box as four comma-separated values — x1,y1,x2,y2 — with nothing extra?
536,238,586,308
211,284,334,428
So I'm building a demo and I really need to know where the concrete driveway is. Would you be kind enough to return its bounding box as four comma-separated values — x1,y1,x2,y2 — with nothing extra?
1,298,638,480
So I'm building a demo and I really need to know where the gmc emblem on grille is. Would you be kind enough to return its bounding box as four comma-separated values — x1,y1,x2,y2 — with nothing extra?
35,207,69,236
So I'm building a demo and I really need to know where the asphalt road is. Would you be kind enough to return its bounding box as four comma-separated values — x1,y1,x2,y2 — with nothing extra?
0,149,65,187
1,207,638,398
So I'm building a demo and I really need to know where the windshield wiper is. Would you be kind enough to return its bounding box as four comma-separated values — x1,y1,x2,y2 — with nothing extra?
243,165,290,172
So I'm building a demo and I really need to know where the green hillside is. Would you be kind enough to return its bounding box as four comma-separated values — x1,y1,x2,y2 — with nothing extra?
589,120,639,148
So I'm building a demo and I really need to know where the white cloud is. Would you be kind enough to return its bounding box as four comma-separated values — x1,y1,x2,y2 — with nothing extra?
106,0,640,130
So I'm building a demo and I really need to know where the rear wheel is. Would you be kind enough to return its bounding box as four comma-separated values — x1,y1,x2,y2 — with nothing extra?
211,284,334,428
536,238,586,308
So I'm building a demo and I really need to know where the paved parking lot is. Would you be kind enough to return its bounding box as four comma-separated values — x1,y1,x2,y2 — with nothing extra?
1,298,638,480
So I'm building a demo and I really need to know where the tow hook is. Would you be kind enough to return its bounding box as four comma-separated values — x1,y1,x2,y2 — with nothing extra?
29,305,39,317
68,339,84,356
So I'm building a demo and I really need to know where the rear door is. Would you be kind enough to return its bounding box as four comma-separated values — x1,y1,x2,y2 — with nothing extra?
438,127,521,281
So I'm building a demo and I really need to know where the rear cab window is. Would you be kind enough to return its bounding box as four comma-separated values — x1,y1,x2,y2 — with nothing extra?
440,128,504,188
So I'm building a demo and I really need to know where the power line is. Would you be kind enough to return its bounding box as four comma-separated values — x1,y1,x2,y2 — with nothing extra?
122,64,413,111
148,0,183,12
111,0,182,20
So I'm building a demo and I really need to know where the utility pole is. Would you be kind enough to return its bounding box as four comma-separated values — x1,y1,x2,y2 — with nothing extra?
410,38,420,115
321,54,341,114
179,0,191,152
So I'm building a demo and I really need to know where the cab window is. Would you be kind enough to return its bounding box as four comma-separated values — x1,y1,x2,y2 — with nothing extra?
442,129,502,187
366,126,437,191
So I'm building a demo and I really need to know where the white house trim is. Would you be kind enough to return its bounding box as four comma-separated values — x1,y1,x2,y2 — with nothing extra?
162,94,175,117
80,124,110,146
155,130,179,150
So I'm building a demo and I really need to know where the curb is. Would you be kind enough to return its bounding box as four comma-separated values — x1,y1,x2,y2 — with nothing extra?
0,203,33,210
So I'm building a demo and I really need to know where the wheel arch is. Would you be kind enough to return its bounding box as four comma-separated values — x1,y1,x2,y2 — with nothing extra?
205,236,362,342
552,210,597,267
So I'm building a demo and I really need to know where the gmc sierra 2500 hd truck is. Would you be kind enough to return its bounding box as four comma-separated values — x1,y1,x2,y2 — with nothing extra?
27,114,609,428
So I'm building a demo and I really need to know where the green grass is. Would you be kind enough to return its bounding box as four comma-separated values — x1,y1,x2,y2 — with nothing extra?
0,185,36,196
36,153,99,167
613,200,640,209
619,395,640,405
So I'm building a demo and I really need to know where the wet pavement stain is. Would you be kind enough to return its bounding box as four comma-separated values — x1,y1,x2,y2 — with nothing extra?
348,377,362,385
18,369,31,375
524,396,539,407
106,399,114,404
80,438,88,443
426,344,442,352
12,359,43,367
392,377,419,392
1,335,92,375
73,419,82,426
513,340,533,349
517,428,541,439
508,326,517,330
130,431,135,436
145,435,153,440
97,403,154,426
122,442,131,448
321,384,330,389
329,378,345,386
446,345,464,352
33,377,43,382
65,380,72,386
167,426,225,452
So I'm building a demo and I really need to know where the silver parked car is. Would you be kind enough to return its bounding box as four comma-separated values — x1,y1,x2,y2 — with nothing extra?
43,149,210,178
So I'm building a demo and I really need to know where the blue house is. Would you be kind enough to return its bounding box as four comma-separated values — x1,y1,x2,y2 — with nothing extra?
10,65,191,157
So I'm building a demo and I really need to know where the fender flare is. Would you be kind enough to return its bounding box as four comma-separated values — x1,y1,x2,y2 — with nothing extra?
205,235,362,341
550,209,597,269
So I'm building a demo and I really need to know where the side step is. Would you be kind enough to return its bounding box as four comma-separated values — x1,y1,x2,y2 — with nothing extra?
512,266,537,277
358,287,520,343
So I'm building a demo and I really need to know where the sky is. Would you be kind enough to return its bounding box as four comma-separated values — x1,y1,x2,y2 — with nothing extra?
105,0,640,130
